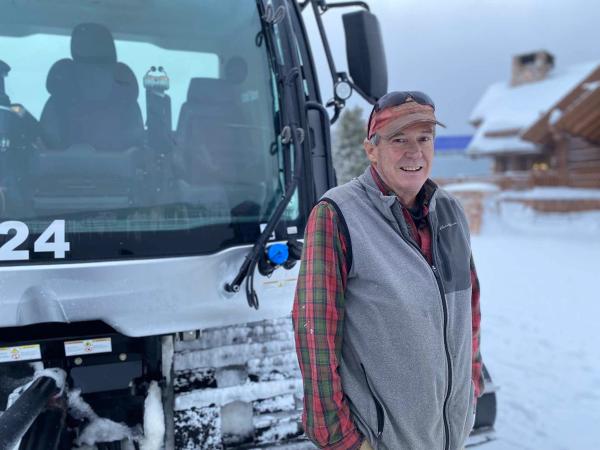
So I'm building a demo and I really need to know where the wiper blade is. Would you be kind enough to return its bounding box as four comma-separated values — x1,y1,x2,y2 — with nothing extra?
225,2,306,309
224,119,304,308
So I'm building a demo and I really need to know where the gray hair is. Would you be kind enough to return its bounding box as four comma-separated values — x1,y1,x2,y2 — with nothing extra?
369,127,436,147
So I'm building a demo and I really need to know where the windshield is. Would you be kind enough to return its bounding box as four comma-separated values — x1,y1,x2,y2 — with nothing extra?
0,0,300,262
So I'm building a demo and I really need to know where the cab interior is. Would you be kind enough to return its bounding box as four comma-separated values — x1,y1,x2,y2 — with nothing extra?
0,0,284,226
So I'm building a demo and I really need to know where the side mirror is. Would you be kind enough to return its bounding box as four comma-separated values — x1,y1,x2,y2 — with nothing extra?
342,10,388,102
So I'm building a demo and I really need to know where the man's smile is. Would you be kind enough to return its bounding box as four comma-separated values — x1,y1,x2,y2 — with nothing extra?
399,166,423,172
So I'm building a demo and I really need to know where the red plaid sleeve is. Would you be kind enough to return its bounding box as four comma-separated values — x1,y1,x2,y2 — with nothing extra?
470,257,484,398
292,201,364,450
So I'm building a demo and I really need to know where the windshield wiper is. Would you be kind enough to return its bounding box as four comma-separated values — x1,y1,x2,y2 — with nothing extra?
225,0,305,309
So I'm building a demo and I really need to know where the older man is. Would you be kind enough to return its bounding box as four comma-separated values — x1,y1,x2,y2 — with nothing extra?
292,91,484,450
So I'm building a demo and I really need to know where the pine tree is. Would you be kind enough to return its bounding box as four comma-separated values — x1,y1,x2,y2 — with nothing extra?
332,106,369,185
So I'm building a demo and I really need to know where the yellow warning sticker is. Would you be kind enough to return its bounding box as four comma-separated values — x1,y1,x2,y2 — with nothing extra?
64,338,112,357
0,344,42,363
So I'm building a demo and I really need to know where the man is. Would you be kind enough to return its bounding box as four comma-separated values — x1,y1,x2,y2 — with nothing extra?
292,91,483,450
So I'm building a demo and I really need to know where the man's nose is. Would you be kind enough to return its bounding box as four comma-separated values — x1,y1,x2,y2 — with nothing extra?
404,140,421,155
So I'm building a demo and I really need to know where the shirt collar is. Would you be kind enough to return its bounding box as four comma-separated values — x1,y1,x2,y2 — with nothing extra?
369,165,393,196
369,164,436,215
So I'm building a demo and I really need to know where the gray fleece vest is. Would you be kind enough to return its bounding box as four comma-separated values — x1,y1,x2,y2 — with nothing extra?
322,168,475,450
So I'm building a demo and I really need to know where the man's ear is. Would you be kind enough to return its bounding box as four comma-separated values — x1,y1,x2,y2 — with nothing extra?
363,138,378,164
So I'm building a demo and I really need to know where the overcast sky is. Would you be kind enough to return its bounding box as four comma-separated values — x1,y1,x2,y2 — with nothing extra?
302,0,600,135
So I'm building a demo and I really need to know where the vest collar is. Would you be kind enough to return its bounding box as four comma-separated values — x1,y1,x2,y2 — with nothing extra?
357,166,397,222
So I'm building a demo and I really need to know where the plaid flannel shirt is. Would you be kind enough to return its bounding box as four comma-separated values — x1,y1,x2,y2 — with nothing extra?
292,166,483,449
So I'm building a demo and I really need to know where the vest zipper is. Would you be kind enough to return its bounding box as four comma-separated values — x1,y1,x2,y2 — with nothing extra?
393,207,452,450
431,262,452,450
360,363,385,440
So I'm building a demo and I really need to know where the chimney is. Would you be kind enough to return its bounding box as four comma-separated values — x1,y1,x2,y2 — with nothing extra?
511,50,555,86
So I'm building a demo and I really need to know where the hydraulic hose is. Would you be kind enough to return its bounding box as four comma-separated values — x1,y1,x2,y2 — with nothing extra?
0,376,61,450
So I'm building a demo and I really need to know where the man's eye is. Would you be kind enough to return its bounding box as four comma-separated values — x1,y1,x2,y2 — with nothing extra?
392,138,406,144
419,136,432,142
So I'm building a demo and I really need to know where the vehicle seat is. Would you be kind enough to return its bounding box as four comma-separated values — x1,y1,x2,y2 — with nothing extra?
174,77,242,182
224,56,248,86
174,75,268,217
40,23,143,151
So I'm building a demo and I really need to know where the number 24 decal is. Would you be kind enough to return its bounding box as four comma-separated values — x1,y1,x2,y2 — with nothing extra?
0,220,70,261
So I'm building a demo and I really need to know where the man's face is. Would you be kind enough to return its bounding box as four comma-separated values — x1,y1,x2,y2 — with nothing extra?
364,122,435,207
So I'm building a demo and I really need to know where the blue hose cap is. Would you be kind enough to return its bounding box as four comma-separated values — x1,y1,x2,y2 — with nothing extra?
267,243,289,265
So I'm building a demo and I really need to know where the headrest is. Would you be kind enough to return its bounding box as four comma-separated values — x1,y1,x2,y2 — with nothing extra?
225,57,248,85
46,60,138,100
46,59,74,95
71,23,117,63
187,78,233,103
113,62,140,100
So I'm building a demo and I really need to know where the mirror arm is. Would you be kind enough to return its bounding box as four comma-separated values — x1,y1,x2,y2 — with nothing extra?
319,1,370,12
309,0,338,83
344,77,376,105
298,0,311,11
335,71,376,105
305,1,378,122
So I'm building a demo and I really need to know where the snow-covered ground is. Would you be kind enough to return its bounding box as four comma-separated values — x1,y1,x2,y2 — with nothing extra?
474,202,600,450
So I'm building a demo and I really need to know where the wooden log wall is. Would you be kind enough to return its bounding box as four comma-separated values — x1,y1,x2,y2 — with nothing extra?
565,136,600,188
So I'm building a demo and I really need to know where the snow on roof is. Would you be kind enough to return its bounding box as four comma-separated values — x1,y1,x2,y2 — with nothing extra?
469,60,600,127
466,117,538,156
500,187,600,201
444,182,500,193
583,80,600,91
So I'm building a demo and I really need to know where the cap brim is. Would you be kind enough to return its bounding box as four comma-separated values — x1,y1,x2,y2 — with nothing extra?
379,115,446,139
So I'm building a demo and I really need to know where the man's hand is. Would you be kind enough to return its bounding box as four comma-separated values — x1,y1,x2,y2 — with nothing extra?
359,438,374,450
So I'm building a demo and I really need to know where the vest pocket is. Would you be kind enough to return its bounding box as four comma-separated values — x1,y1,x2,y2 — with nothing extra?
360,363,385,440
436,224,471,292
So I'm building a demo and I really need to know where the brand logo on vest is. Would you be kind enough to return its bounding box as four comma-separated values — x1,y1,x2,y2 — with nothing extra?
439,222,457,231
